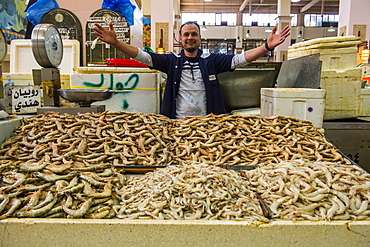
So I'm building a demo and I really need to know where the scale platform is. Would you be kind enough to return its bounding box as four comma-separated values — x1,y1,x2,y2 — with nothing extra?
37,105,106,115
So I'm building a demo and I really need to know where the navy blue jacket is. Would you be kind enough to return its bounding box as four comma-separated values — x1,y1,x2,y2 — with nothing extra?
148,49,235,119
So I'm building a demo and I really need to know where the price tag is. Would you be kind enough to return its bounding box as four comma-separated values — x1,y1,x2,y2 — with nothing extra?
5,86,42,114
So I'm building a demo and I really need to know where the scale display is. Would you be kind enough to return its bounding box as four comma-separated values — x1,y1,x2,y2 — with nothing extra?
31,24,63,68
86,9,130,65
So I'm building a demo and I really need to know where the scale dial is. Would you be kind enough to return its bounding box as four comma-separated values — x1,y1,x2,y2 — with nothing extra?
31,24,63,68
0,28,7,63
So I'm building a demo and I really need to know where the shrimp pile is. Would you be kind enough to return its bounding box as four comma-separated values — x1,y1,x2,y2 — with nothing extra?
240,159,370,221
0,160,125,219
114,163,267,221
170,114,347,166
0,111,172,167
0,111,364,221
0,111,347,168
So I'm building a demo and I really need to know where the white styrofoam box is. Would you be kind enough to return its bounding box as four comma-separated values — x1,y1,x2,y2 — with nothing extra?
320,68,362,120
10,39,80,74
70,72,161,113
290,36,361,48
287,47,306,60
231,108,261,116
359,88,370,117
288,46,358,70
261,88,326,128
2,73,70,88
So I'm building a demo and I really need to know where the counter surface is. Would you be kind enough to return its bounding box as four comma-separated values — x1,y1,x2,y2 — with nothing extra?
0,218,369,247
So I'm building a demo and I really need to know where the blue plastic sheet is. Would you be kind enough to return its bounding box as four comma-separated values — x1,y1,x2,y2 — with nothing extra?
26,0,60,26
102,0,136,26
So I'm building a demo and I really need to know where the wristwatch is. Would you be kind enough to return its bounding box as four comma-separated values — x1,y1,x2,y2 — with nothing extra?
265,42,274,52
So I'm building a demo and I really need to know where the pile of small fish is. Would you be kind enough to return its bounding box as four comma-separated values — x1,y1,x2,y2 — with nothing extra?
114,163,267,221
0,111,347,168
0,159,125,219
240,159,370,220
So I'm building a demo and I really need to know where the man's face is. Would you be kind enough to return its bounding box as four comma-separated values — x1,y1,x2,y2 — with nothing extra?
180,23,201,53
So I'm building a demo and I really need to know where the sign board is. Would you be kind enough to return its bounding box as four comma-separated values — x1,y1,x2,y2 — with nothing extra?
86,9,130,65
4,86,42,114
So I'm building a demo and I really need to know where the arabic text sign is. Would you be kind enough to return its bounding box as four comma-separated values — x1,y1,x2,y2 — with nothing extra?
5,86,41,114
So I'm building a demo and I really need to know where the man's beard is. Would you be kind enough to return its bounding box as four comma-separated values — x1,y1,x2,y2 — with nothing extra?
184,47,197,52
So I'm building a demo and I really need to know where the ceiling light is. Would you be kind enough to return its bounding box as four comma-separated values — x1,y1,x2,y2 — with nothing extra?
361,49,370,61
246,30,251,37
327,26,336,32
156,47,165,54
291,0,300,2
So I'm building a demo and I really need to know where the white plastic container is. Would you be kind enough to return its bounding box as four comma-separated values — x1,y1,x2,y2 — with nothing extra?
261,88,326,128
9,39,80,74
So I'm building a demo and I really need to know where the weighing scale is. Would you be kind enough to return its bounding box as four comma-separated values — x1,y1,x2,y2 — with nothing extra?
41,8,83,66
31,24,113,115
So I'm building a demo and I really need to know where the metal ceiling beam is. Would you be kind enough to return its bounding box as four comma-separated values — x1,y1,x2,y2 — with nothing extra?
239,0,250,12
301,0,321,13
321,0,324,15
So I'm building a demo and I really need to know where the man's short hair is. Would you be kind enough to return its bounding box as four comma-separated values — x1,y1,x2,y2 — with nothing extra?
180,21,200,35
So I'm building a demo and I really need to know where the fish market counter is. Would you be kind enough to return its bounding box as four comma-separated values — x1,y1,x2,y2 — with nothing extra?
0,218,369,246
1,113,370,246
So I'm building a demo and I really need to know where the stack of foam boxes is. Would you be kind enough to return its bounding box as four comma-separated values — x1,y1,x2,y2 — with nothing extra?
288,36,365,120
